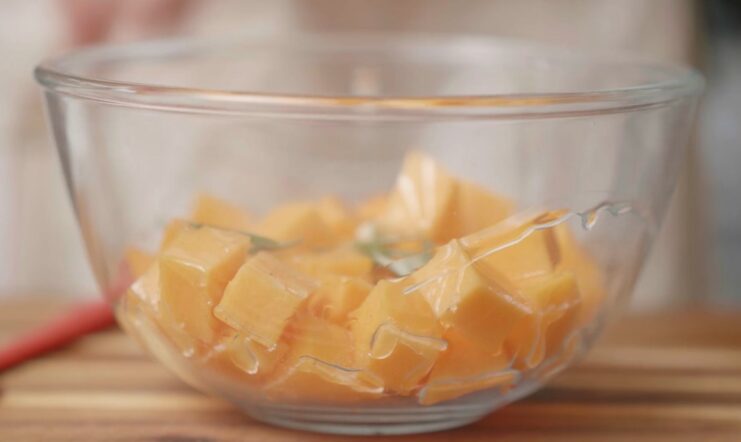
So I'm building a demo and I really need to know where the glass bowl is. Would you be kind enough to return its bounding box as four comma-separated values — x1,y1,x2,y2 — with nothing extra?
35,33,702,435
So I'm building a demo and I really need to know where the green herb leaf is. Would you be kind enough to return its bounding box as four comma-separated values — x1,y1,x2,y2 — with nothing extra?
354,223,434,276
249,234,295,253
188,222,296,253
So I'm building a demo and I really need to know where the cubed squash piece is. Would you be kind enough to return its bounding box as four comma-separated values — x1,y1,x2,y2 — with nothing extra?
363,322,447,394
419,331,517,405
285,313,355,366
410,240,531,353
538,276,582,362
378,151,457,242
190,194,252,231
160,219,192,251
265,314,383,402
409,239,477,317
126,264,199,354
119,273,154,340
214,252,316,349
554,225,606,327
355,194,388,221
128,263,161,314
316,197,357,241
461,212,562,282
446,180,514,240
505,272,581,369
124,247,154,279
350,280,445,394
307,275,373,324
288,247,373,279
159,226,250,344
258,202,336,248
215,333,287,378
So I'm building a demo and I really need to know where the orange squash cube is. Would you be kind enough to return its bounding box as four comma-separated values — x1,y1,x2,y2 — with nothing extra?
258,201,336,248
158,226,250,344
216,333,287,378
266,357,384,403
410,240,531,353
461,213,562,282
316,197,357,241
123,247,153,279
190,194,252,231
213,252,316,349
128,263,161,314
554,225,606,326
307,275,373,324
288,246,373,279
350,280,445,394
265,314,383,402
160,219,192,251
363,322,447,394
355,194,388,221
378,151,457,242
446,180,514,240
505,272,582,369
419,331,517,405
124,264,200,355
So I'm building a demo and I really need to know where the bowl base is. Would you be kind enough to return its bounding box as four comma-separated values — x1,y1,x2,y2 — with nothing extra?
241,402,495,435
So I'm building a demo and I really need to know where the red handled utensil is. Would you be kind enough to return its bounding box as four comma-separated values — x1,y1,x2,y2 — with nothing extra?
0,301,115,373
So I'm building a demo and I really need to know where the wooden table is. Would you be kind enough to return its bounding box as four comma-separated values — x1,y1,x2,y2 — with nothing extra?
1,297,740,441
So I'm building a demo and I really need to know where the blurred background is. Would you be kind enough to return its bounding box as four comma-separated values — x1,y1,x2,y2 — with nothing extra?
0,0,739,309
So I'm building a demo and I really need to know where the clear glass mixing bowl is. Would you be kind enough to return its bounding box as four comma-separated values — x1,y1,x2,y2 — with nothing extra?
35,33,702,435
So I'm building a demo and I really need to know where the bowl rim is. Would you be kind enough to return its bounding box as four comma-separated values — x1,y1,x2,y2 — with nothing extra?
35,32,705,121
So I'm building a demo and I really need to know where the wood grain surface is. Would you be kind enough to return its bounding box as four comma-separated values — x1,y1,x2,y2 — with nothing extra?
1,296,740,441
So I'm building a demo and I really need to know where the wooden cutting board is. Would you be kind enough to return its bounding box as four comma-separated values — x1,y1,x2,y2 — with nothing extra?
1,297,740,441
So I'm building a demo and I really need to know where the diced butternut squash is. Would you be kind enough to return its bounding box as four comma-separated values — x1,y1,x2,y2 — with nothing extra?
410,240,531,353
190,194,252,231
118,151,610,406
214,252,316,349
505,272,582,369
377,151,457,243
409,239,478,317
351,280,443,344
355,194,387,221
288,247,373,279
350,280,444,394
125,265,200,354
285,313,355,366
160,219,191,251
446,180,513,240
128,263,160,314
124,247,154,279
158,226,250,344
307,275,372,324
258,202,336,248
266,357,384,403
217,333,287,378
419,331,516,405
528,272,582,362
363,323,447,394
554,225,606,326
316,197,357,241
461,213,562,282
265,314,383,402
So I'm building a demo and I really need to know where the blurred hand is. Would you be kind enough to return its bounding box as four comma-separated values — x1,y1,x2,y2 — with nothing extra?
59,0,192,46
